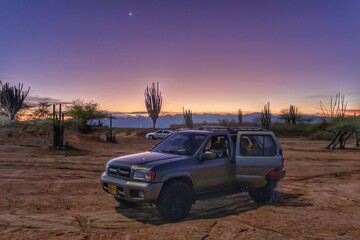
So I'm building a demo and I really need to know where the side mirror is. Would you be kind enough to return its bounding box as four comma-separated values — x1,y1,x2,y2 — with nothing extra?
199,151,216,161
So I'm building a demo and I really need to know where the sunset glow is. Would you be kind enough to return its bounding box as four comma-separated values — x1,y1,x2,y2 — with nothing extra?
1,0,359,115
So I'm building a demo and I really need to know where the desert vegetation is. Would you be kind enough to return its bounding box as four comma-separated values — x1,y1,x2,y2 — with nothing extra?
0,81,359,240
182,107,193,128
66,99,108,133
279,105,300,124
238,108,243,125
316,92,359,149
0,82,358,150
0,81,30,121
261,102,271,130
52,103,65,149
144,82,162,128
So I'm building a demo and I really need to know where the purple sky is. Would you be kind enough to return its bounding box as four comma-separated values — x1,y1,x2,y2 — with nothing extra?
1,0,359,114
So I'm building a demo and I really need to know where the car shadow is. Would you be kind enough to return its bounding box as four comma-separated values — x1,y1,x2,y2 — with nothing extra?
272,192,313,207
115,191,312,225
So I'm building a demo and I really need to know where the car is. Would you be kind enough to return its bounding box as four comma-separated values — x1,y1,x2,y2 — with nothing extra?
101,127,286,221
145,130,173,139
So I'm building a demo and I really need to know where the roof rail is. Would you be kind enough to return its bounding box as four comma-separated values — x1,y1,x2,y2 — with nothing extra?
232,127,266,131
198,126,266,132
198,126,232,131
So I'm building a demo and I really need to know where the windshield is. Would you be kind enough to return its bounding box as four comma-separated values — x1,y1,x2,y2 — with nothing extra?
152,132,207,156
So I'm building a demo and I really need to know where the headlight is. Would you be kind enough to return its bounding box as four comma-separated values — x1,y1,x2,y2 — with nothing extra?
133,169,156,181
105,162,110,172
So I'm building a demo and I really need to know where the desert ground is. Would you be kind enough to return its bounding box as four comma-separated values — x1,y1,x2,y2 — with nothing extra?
0,125,359,240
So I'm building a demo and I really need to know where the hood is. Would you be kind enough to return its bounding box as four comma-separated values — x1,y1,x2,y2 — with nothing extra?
109,151,182,166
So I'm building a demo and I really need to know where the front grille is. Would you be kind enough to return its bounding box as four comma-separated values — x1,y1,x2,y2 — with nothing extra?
107,165,131,179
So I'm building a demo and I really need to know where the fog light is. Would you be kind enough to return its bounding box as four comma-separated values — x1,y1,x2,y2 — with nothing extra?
130,189,145,199
138,191,145,198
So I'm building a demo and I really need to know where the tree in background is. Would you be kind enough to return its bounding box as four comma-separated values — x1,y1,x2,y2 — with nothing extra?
238,108,243,125
67,99,107,132
34,102,51,119
0,81,30,121
183,107,193,128
144,82,162,128
261,102,271,130
279,105,299,124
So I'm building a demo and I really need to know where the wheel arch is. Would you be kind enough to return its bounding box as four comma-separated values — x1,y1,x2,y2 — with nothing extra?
159,175,195,203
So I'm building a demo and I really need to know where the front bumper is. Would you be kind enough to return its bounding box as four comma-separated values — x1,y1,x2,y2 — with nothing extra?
101,172,163,203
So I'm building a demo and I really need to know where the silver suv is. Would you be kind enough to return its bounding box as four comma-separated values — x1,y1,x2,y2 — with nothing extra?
101,128,286,221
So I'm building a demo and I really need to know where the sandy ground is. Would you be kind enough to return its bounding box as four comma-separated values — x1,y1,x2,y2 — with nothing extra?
0,125,359,240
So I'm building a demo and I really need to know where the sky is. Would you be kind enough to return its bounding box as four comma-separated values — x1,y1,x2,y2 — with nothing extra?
0,0,359,115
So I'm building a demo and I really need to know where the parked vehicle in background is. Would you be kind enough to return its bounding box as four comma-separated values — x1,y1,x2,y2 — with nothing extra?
146,130,173,139
101,128,286,221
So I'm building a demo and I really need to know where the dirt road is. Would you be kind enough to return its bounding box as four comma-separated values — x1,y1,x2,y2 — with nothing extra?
0,126,359,239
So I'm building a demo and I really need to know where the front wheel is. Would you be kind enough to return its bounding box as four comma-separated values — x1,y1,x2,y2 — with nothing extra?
248,184,272,203
156,181,193,221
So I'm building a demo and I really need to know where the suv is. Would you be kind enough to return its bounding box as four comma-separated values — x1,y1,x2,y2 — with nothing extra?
101,128,286,221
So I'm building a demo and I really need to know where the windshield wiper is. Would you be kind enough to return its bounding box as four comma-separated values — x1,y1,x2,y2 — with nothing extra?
151,149,163,153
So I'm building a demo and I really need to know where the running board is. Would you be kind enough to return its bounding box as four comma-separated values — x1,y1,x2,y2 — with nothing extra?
195,187,247,201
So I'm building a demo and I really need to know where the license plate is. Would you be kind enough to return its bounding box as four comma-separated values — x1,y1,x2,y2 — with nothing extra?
108,184,117,195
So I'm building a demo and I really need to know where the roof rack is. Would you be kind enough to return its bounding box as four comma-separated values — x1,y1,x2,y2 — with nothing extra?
198,126,266,132
198,126,233,131
232,127,266,131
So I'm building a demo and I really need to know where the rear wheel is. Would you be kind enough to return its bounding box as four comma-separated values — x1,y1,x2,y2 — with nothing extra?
114,197,137,208
156,181,193,221
248,184,272,203
149,135,154,139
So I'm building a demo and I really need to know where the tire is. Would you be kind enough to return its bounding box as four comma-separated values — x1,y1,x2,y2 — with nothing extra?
248,184,272,203
114,196,137,208
156,181,193,221
149,135,154,139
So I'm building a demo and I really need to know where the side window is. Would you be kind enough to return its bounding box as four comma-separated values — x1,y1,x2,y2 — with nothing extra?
203,135,230,159
263,136,276,156
240,136,256,156
240,135,276,156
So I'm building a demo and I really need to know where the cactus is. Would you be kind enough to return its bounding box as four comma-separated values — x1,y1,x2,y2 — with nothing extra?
52,104,65,149
288,105,298,124
261,102,271,130
144,82,162,128
0,81,30,121
238,108,243,125
183,107,193,128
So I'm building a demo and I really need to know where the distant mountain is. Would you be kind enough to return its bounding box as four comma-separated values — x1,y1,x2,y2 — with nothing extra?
103,113,323,129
